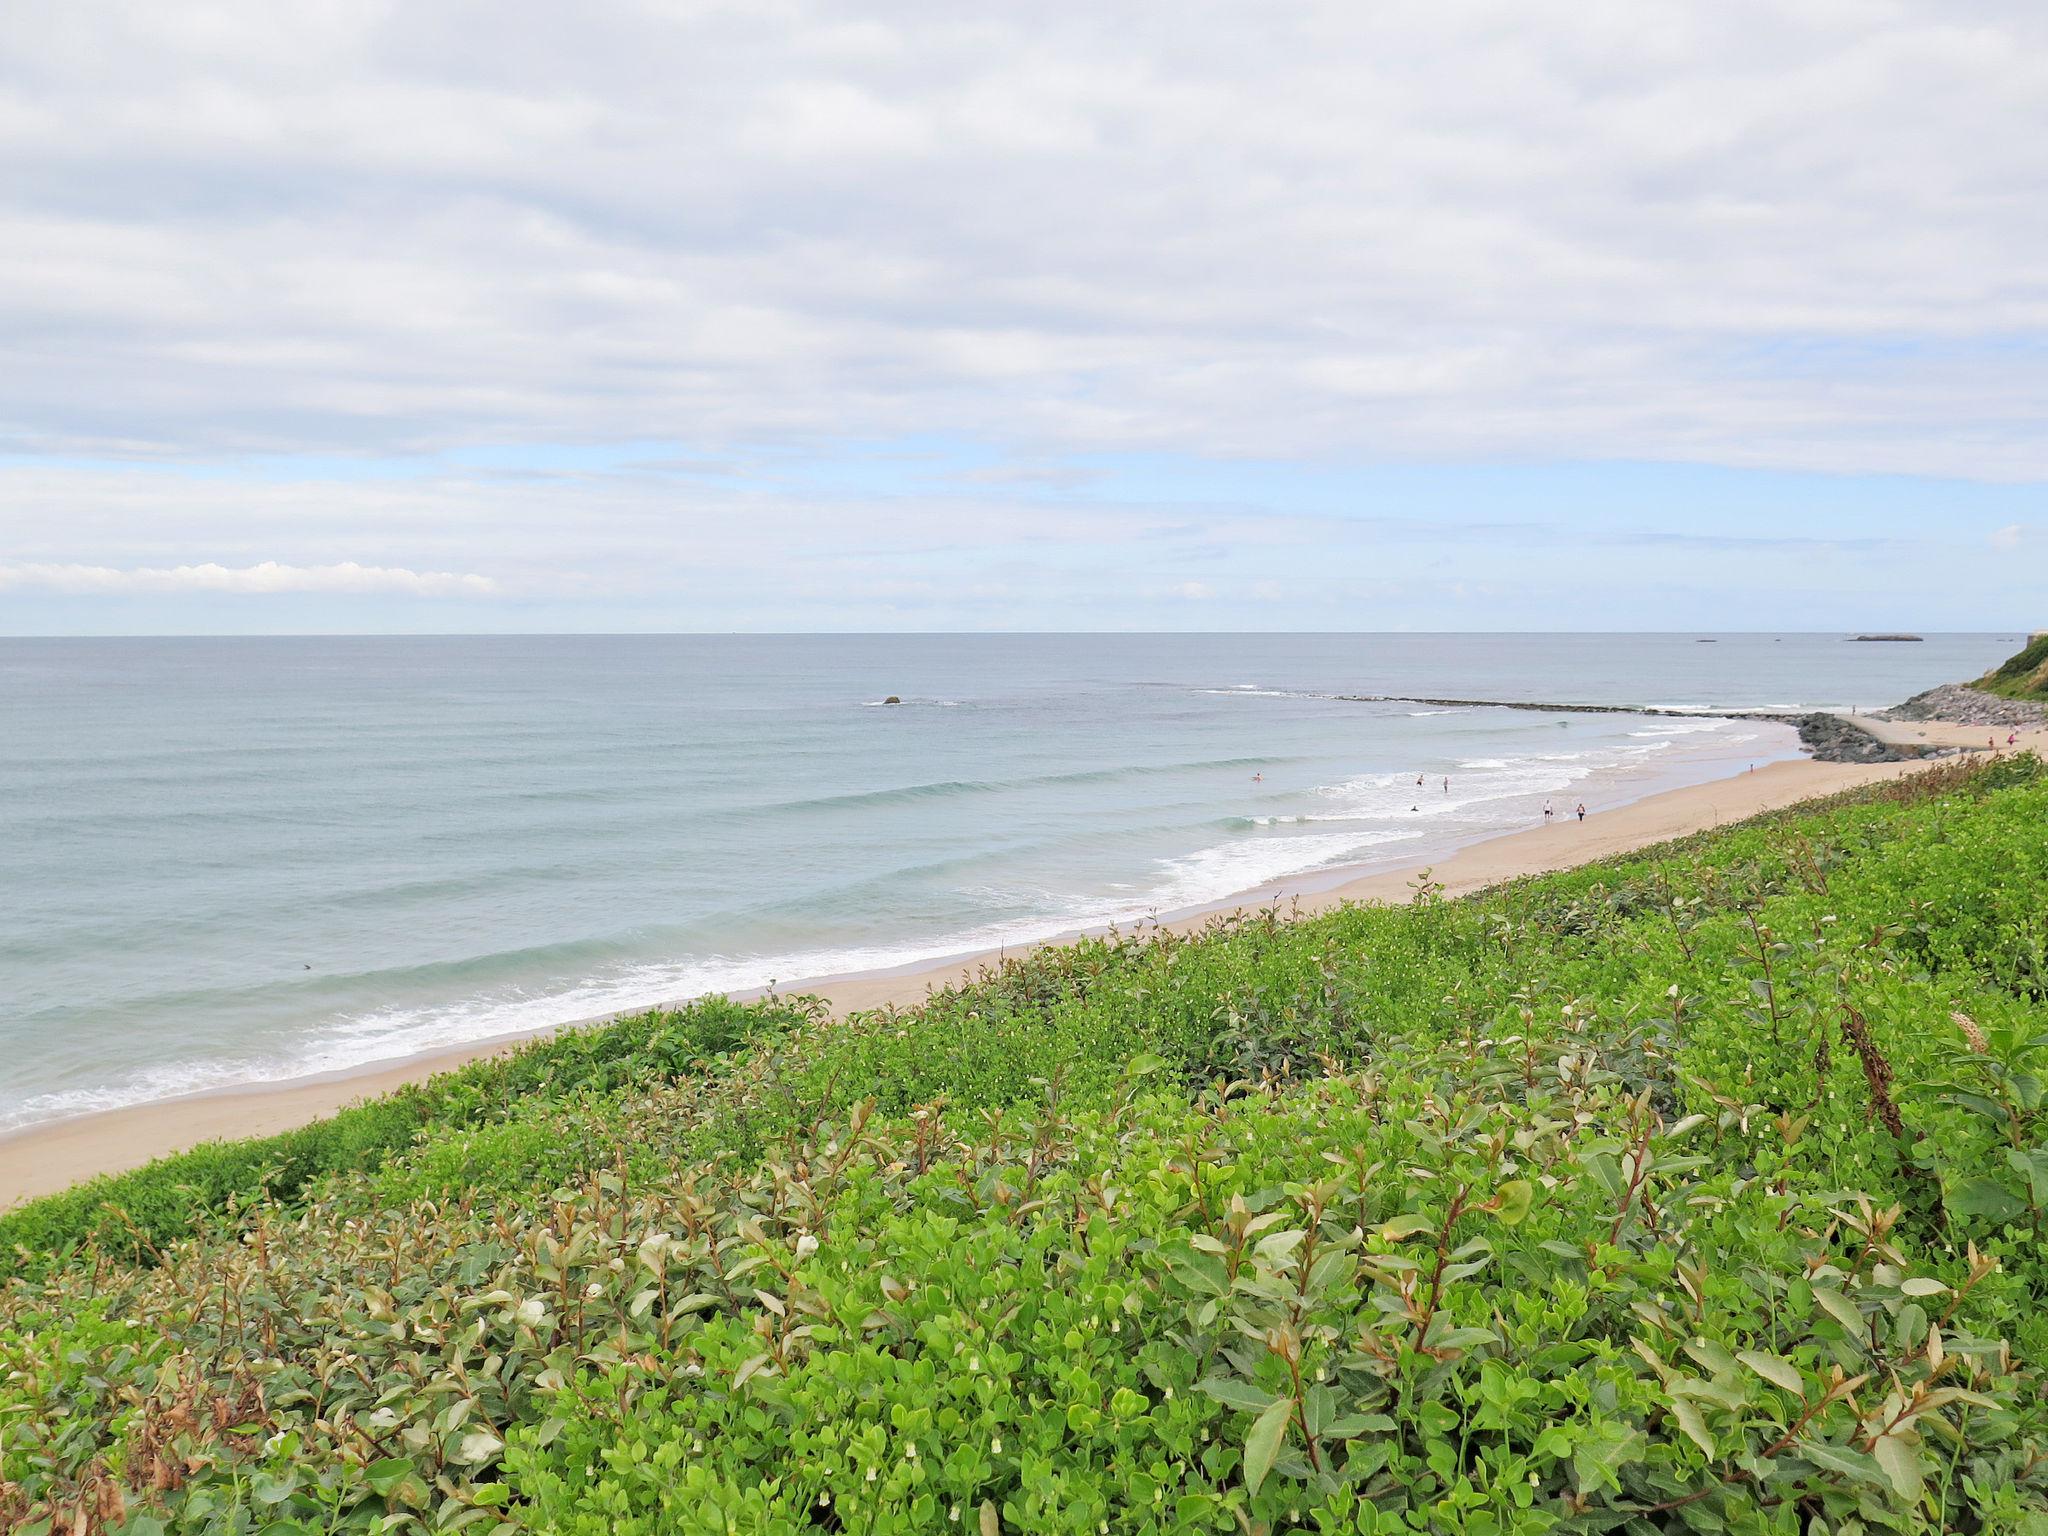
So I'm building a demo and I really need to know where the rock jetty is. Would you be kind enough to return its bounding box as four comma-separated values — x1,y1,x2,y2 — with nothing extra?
1883,684,2048,729
1339,694,1930,764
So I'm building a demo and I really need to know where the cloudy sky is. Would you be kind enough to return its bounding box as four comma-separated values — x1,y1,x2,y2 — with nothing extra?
2,1,2044,633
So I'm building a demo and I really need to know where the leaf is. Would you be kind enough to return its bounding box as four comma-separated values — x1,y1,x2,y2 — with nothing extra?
1321,1412,1396,1439
1898,1277,1947,1297
455,1430,505,1465
1126,1052,1170,1078
1736,1350,1804,1395
1196,1376,1280,1413
1378,1213,1436,1242
1242,1396,1293,1496
1669,1398,1715,1458
1810,1285,1865,1338
1581,1150,1627,1201
980,1500,1001,1536
1872,1434,1924,1502
2005,1146,2048,1205
1948,1177,2026,1223
1492,1179,1533,1226
250,1470,299,1505
1253,1228,1306,1263
1166,1248,1228,1296
438,1397,476,1436
365,1457,416,1495
1798,1440,1884,1486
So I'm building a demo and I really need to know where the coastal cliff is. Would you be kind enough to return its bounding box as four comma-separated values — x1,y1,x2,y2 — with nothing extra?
1883,634,2048,725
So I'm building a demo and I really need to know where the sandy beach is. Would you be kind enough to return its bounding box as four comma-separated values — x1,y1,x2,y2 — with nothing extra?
2,745,1984,1210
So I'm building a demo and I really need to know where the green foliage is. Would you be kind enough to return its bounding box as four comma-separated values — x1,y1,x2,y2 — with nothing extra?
1977,632,2048,700
3,754,2047,1534
0,996,805,1276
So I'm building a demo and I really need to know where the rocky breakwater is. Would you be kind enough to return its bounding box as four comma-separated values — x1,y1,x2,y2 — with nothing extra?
1341,694,1930,764
1883,684,2048,730
1784,712,1928,763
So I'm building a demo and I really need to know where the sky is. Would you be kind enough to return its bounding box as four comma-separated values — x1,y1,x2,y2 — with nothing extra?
1,1,2045,634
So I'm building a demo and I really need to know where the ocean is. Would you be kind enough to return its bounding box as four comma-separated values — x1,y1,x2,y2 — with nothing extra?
0,631,2016,1131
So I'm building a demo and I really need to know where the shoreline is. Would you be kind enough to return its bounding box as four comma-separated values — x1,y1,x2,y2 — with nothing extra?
0,748,1958,1209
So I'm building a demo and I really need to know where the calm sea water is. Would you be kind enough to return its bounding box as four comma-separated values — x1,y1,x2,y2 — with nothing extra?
0,632,2015,1130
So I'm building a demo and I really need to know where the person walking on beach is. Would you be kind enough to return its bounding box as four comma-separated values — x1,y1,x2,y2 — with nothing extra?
1542,799,1554,823
1575,801,1586,822
1442,776,1449,794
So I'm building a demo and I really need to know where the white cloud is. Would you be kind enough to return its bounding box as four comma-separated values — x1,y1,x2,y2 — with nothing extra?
0,560,498,596
0,1,2044,477
1176,581,1215,600
1990,523,2024,550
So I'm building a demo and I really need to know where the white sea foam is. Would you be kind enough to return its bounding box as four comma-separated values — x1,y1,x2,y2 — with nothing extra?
1146,829,1424,912
1630,719,1731,738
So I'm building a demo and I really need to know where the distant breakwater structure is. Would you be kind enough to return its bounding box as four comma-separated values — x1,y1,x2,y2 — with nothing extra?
1339,695,1934,764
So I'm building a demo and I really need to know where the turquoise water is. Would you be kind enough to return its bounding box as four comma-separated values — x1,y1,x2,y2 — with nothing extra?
0,632,2015,1129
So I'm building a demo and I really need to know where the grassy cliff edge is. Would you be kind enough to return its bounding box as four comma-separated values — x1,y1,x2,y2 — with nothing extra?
1978,631,2048,701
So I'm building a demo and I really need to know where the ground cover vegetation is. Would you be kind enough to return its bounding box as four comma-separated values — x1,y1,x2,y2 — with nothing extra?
1976,635,2048,703
3,755,2046,1534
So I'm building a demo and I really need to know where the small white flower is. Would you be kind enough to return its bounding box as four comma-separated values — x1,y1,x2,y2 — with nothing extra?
585,1282,604,1299
866,1465,878,1483
992,1436,1002,1454
905,1441,918,1459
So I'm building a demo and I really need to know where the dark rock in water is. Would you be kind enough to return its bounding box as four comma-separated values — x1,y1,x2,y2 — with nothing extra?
1883,684,2047,729
1784,712,1926,764
882,695,902,705
1850,634,1924,642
